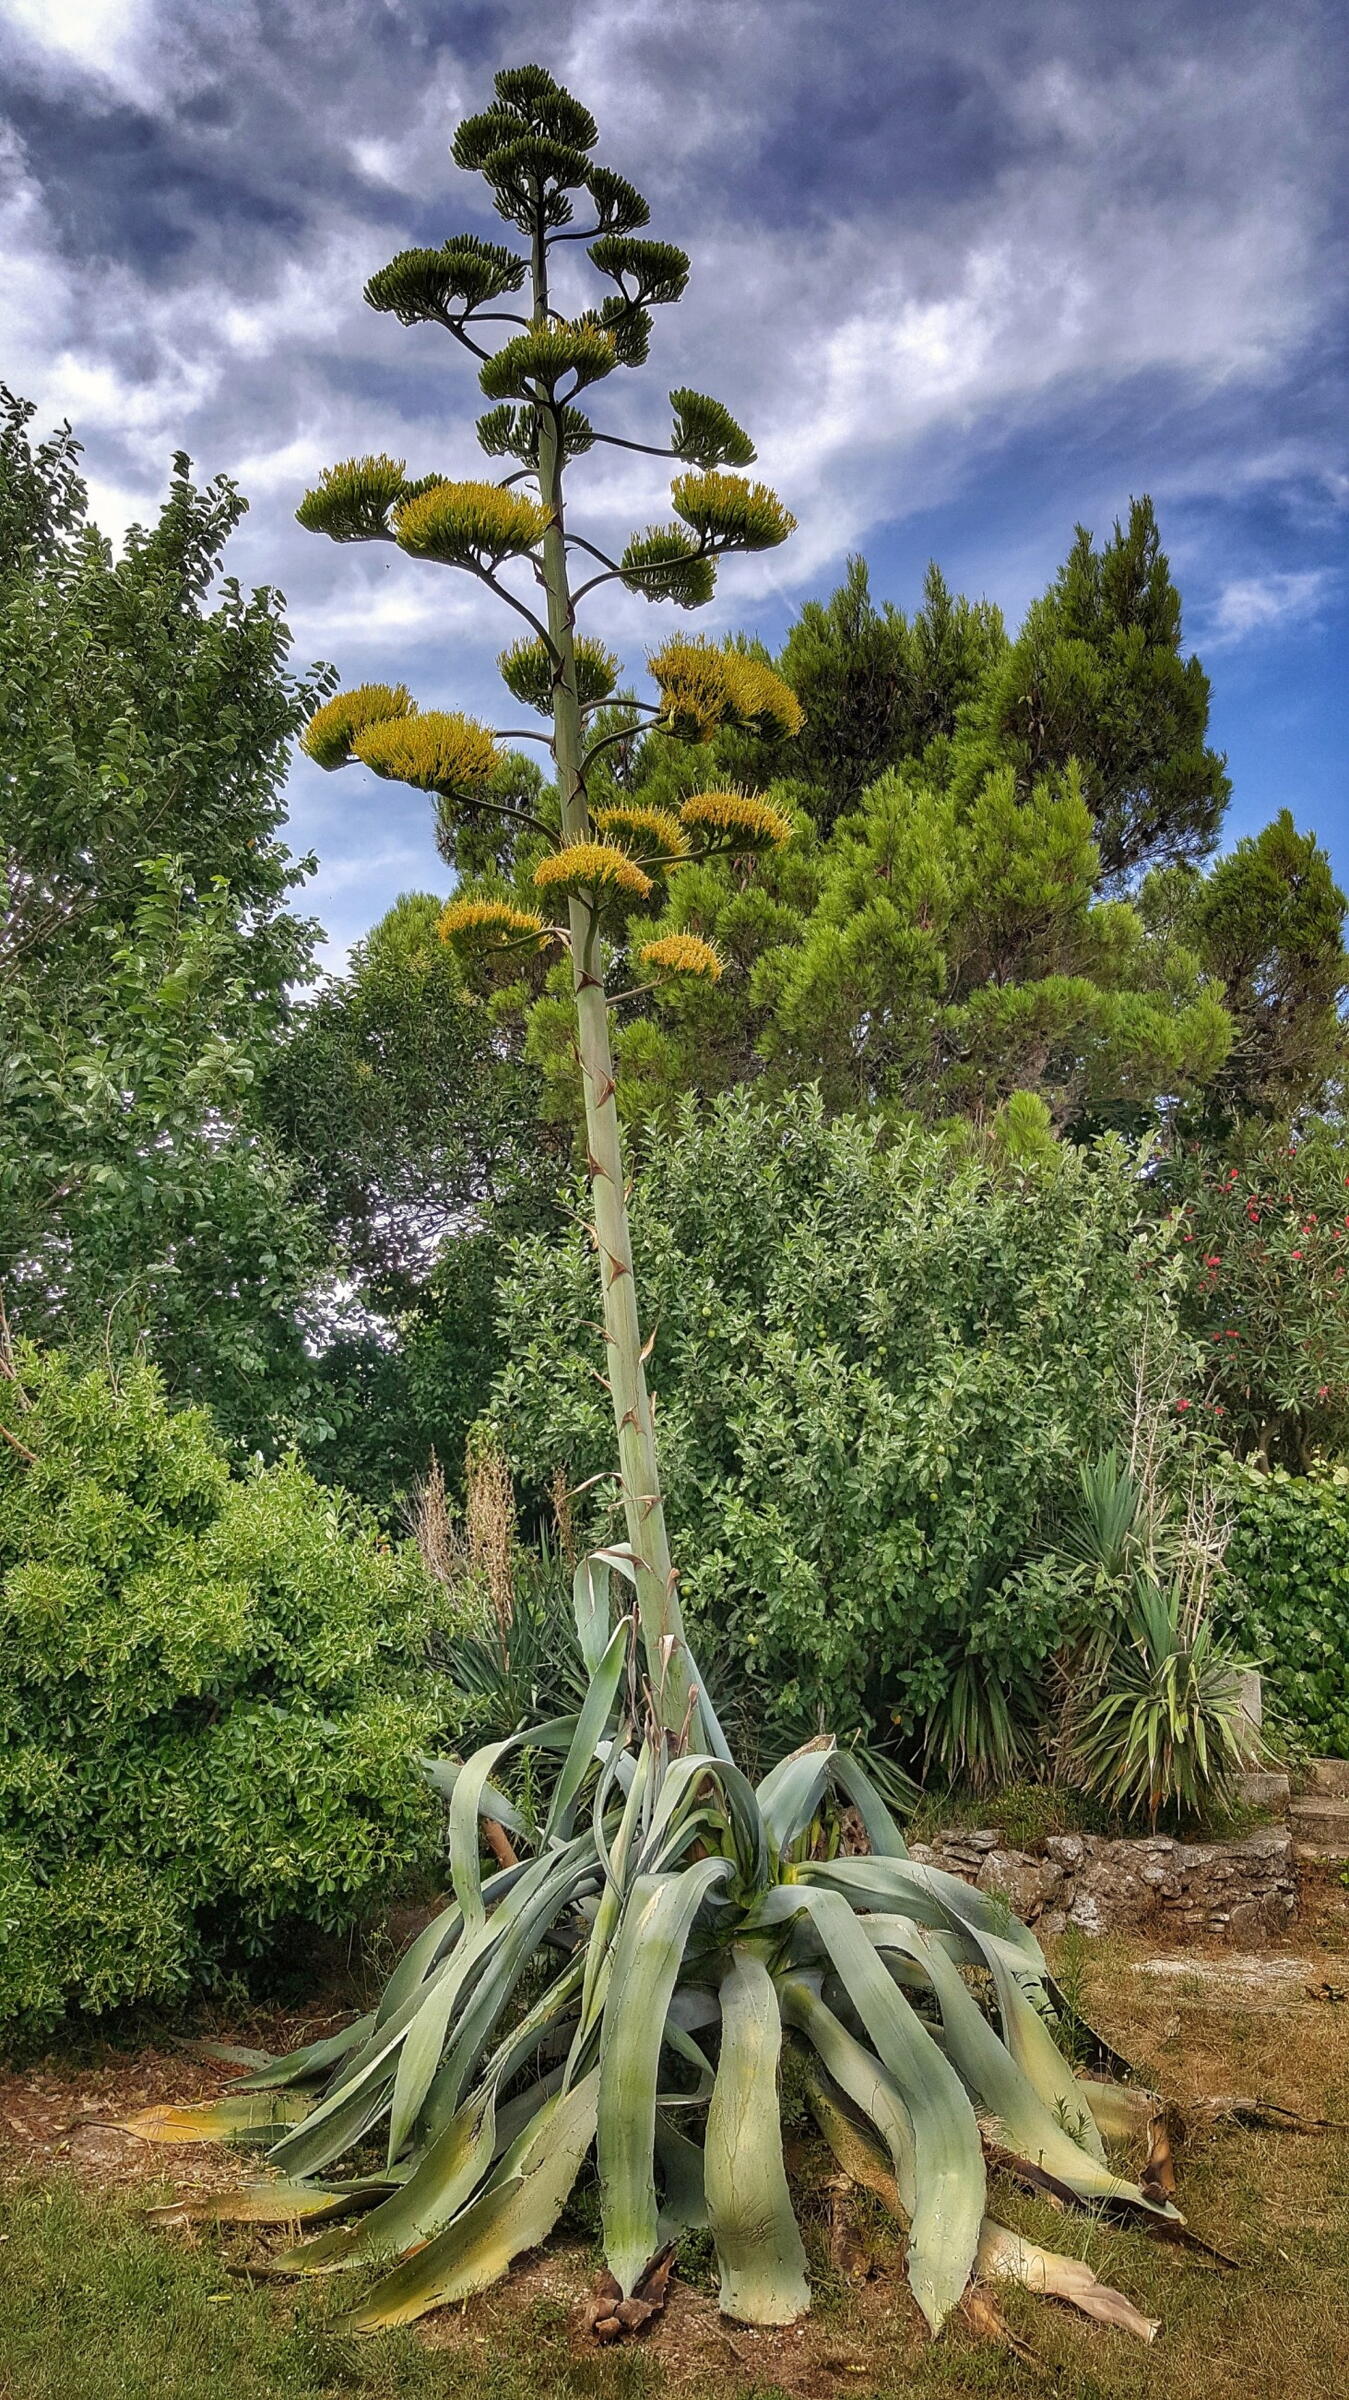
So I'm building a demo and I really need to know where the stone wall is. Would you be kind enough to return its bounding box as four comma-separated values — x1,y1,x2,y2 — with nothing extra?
907,1824,1297,1945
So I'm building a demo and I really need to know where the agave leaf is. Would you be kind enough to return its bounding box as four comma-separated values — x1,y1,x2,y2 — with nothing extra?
977,2218,1160,2342
236,2013,377,2092
544,1616,632,1844
828,1750,910,1857
782,1980,915,2217
759,1888,983,2333
685,1642,734,1764
274,2086,500,2275
342,2071,600,2332
907,1935,1173,2218
655,2109,708,2238
423,1760,530,1839
971,1933,1107,2165
172,2039,275,2070
116,2092,312,2145
756,1740,834,1856
598,1857,731,2298
704,1949,809,2324
800,1855,1045,1968
388,1839,592,2164
638,1753,768,1885
1077,2078,1164,2142
266,2063,397,2181
144,2178,397,2228
406,1851,596,2153
797,2050,902,2213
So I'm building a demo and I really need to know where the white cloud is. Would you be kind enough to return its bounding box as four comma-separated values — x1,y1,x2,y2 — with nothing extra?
1206,568,1335,647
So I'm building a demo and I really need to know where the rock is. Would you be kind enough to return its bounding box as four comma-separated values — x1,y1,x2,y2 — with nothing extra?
974,1851,1063,1920
1045,1834,1086,1869
1237,1769,1290,1809
1066,1892,1107,1936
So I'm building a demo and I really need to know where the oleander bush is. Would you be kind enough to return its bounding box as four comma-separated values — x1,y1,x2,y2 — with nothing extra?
1220,1461,1349,1757
0,1344,456,2033
491,1090,1168,1761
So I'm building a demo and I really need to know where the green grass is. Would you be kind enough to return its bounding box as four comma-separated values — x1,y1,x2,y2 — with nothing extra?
0,2179,659,2400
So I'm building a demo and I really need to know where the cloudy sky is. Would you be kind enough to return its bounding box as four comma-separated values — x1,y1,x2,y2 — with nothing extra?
3,0,1345,963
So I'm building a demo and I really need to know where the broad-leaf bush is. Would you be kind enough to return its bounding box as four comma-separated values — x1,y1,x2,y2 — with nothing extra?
1220,1463,1349,1757
0,1346,455,2032
491,1092,1167,1756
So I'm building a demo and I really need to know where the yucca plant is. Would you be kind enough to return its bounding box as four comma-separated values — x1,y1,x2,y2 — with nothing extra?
134,64,1215,2346
1055,1451,1263,1825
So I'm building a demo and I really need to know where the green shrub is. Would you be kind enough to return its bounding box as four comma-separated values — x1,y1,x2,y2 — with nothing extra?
1220,1463,1349,1756
0,1345,455,2032
490,1092,1167,1757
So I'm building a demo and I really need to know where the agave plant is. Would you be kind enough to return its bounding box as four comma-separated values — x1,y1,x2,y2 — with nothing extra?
133,63,1211,2346
1056,1451,1263,1824
134,1556,1174,2340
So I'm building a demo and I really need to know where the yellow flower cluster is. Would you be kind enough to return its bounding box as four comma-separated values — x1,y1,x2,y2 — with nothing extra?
722,652,804,738
498,632,617,715
438,897,548,950
679,789,794,851
301,684,414,770
353,711,500,796
533,841,654,901
591,801,690,859
646,636,803,743
394,479,553,567
670,471,797,552
637,933,724,983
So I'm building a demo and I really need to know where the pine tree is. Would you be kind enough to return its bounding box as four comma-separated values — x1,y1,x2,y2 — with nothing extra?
961,497,1230,881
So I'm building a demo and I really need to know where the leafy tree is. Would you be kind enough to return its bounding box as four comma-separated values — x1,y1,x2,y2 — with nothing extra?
0,393,334,1447
264,892,558,1501
1,859,327,1448
0,386,325,999
1160,1123,1349,1467
153,65,1200,2353
764,555,1005,829
486,505,1246,1136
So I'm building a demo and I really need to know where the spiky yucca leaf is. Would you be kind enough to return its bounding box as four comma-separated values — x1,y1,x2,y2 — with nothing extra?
300,684,414,770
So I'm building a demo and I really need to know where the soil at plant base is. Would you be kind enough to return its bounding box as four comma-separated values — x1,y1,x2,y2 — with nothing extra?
3,1882,1349,2399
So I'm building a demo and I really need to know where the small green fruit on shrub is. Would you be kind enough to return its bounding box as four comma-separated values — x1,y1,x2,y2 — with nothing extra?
0,1346,455,2032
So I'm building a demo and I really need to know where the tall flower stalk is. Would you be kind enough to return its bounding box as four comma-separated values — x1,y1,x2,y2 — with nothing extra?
139,67,1229,2348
